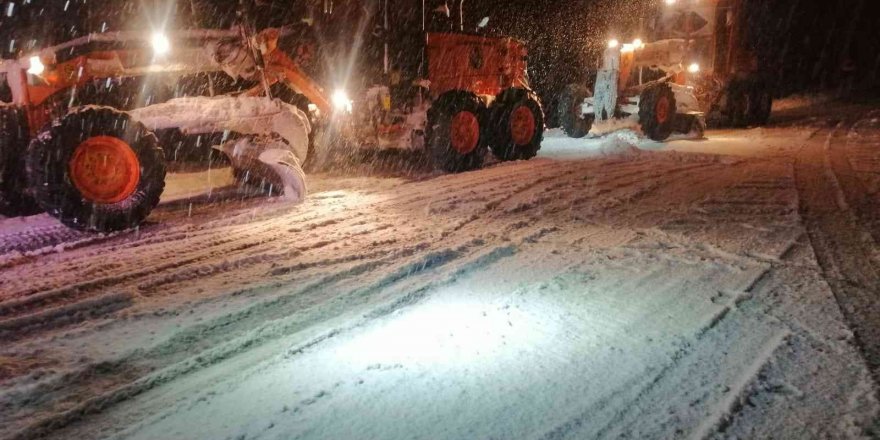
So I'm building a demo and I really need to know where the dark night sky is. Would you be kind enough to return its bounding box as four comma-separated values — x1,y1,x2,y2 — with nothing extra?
463,0,880,98
1,0,879,98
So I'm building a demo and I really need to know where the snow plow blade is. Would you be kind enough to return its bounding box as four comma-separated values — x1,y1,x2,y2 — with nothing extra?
216,136,307,201
130,96,311,201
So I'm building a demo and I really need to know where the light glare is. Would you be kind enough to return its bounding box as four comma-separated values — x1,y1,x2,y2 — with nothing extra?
331,89,353,113
608,39,619,49
151,33,170,56
688,62,700,74
27,56,44,75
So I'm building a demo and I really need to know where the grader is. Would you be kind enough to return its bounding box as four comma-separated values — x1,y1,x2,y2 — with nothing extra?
558,0,773,140
0,27,339,231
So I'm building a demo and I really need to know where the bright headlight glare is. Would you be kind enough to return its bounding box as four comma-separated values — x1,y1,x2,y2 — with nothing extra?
332,89,352,113
633,38,644,49
688,62,700,74
608,39,619,49
27,56,44,75
151,33,170,56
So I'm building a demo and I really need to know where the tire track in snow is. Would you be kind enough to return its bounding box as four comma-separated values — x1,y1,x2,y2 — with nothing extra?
0,160,583,313
0,160,569,296
0,148,788,439
1,223,540,440
687,330,790,440
539,247,785,440
795,124,880,385
150,162,600,308
0,155,689,341
0,200,387,310
25,225,542,440
1,158,597,437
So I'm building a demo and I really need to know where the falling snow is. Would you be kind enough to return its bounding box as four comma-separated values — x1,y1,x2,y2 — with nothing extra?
1,1,880,439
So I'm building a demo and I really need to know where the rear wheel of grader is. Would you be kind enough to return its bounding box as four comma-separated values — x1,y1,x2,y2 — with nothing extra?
426,92,488,173
26,107,166,232
488,88,545,161
0,106,42,217
639,83,677,141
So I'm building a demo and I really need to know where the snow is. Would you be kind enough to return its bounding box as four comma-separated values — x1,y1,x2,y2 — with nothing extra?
538,128,642,160
130,96,312,164
0,100,879,439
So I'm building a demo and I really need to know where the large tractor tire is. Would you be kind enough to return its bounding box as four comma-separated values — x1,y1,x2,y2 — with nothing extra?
639,83,677,141
426,91,488,172
0,106,42,217
26,107,166,232
488,88,545,161
557,83,593,138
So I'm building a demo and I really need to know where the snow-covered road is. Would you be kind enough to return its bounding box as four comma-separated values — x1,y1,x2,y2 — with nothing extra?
1,102,878,439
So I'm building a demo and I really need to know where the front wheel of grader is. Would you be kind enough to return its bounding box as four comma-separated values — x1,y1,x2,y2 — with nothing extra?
488,88,545,161
639,84,677,141
426,91,488,173
25,107,167,232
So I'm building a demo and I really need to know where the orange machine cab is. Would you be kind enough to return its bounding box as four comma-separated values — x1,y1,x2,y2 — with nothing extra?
425,32,529,99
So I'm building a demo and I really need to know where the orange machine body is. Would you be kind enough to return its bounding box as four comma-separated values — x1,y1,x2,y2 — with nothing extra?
425,32,529,99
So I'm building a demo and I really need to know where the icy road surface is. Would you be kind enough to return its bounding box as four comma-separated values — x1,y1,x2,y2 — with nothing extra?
1,101,879,439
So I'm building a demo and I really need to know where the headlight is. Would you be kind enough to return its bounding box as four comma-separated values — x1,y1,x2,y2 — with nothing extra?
331,89,353,113
687,62,700,74
632,38,644,49
27,56,44,75
151,33,170,56
608,39,619,49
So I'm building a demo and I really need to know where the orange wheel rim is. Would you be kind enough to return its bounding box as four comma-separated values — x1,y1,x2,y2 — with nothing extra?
655,96,670,124
510,105,536,146
69,135,140,204
450,111,480,154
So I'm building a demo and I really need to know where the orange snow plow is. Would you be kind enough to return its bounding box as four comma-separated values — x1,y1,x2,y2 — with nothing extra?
0,28,345,232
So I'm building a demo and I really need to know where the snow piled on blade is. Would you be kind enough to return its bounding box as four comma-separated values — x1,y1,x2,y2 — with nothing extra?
215,136,308,202
129,96,312,164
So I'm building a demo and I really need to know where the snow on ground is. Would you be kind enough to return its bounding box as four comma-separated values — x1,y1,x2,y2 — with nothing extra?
0,100,879,439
